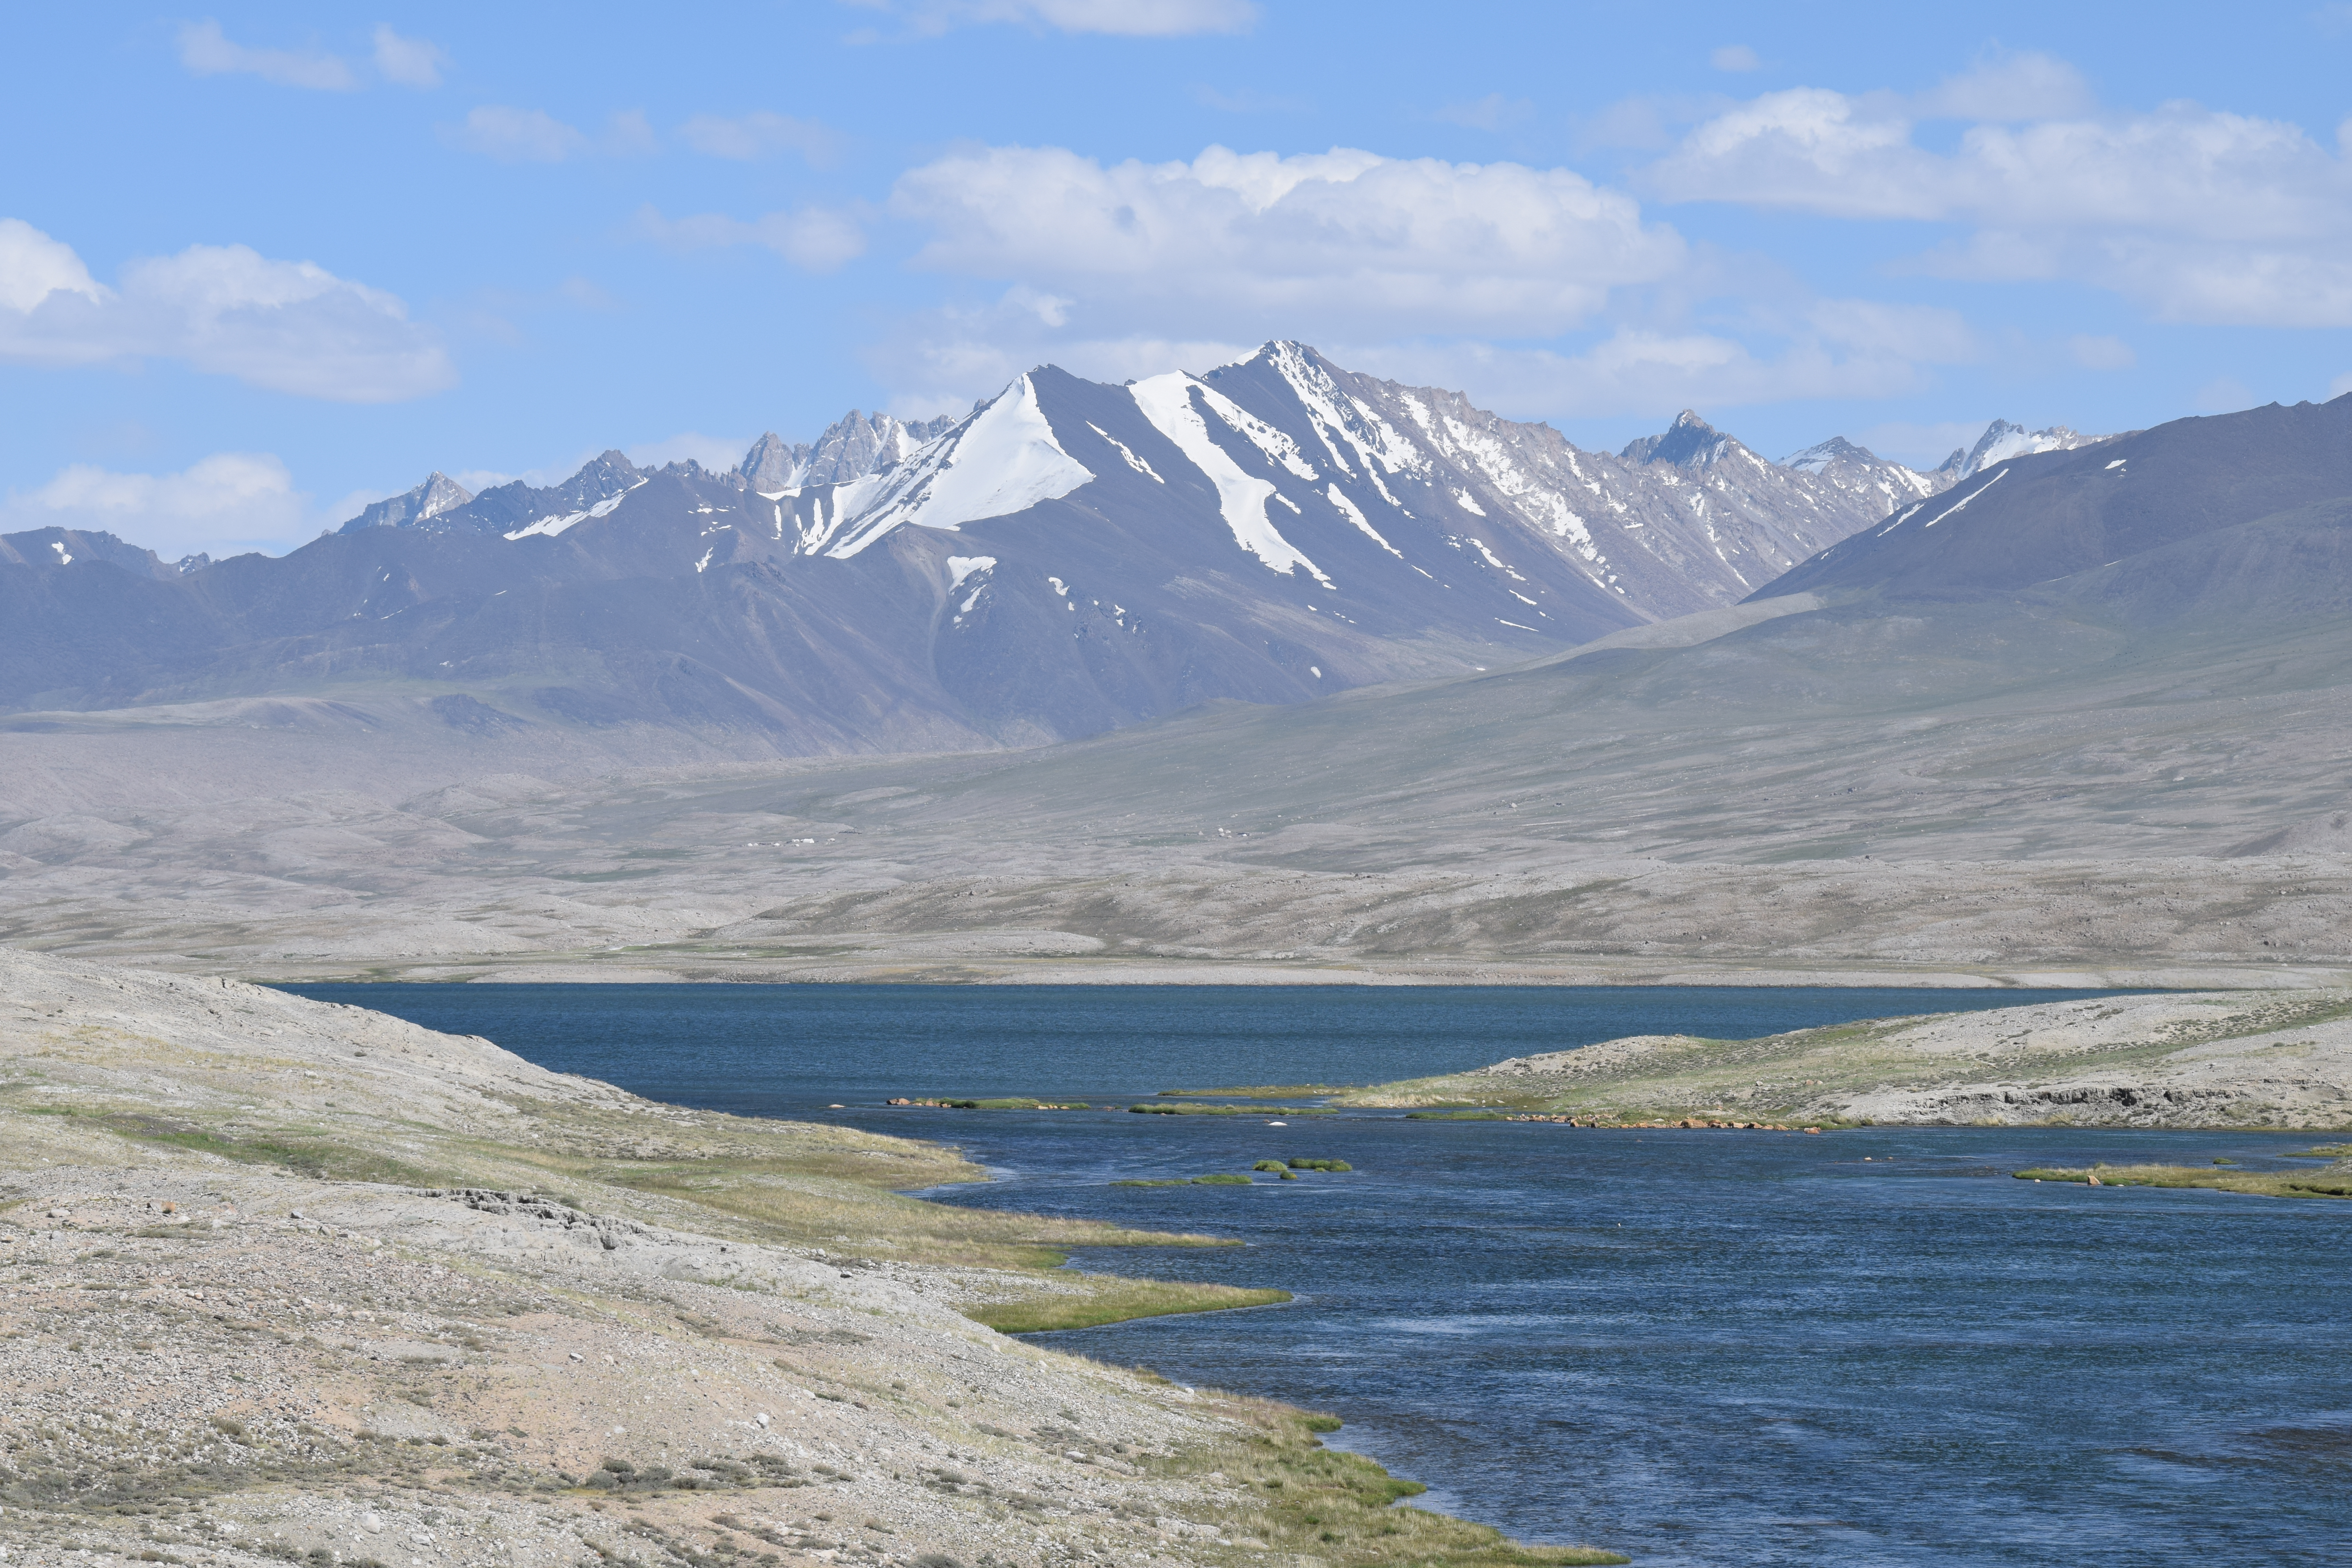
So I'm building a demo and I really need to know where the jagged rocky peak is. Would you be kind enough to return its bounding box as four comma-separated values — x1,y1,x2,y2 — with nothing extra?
804,410,956,485
339,471,475,533
737,432,808,491
737,412,958,491
1938,418,2106,480
1621,410,1737,468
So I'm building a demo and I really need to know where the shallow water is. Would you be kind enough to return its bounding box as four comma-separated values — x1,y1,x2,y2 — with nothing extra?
289,984,2351,1566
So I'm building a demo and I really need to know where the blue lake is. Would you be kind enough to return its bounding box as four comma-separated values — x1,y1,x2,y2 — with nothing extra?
285,984,2352,1567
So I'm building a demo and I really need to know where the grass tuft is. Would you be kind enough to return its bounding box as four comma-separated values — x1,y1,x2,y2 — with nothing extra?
1156,1401,1626,1565
963,1280,1291,1334
2015,1163,2352,1199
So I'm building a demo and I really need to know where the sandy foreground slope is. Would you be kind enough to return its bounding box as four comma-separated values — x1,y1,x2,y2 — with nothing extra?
0,948,1617,1568
1337,989,2352,1129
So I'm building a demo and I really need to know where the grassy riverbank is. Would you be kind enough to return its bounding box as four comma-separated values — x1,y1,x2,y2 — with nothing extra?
2014,1161,2352,1199
4,948,1624,1567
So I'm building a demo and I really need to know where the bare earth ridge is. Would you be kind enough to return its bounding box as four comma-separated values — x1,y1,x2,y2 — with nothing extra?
1335,990,2352,1129
0,948,1619,1568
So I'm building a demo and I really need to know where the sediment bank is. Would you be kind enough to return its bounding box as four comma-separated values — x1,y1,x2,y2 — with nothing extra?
0,947,1620,1567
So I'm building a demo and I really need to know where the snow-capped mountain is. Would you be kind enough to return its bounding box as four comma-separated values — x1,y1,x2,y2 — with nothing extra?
6,342,1989,750
749,345,1929,627
1780,434,1951,507
1933,419,2111,481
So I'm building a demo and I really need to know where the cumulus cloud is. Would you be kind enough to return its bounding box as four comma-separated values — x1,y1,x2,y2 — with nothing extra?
443,106,590,162
2068,333,2136,370
844,0,1258,36
176,19,357,90
1,452,314,559
632,205,867,272
892,143,1686,341
371,25,448,89
0,218,452,401
1645,59,2352,325
1343,301,1979,422
677,111,838,164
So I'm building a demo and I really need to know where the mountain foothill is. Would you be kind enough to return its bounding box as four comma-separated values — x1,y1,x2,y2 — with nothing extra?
4,341,2349,982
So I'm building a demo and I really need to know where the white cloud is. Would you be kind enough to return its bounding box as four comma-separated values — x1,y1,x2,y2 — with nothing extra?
1710,44,1759,73
677,111,838,164
0,219,452,401
604,109,659,158
2,452,314,559
891,143,1686,341
1316,328,1945,424
632,205,867,272
176,20,357,91
1908,53,2093,121
443,106,589,162
2067,333,2136,370
1646,64,2352,325
0,219,103,313
371,25,448,89
845,0,1258,36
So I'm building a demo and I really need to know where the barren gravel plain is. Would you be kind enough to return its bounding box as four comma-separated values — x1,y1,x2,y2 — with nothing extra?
2,597,2347,991
0,947,1621,1568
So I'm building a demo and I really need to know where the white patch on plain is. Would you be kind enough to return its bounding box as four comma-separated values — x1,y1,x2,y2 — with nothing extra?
947,554,997,590
1455,488,1487,516
1130,370,1334,588
2105,458,2127,470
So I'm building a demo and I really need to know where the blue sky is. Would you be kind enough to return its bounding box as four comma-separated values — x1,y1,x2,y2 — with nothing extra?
6,0,2351,559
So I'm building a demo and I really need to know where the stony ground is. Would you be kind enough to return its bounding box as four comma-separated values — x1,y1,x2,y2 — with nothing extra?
4,605,2351,991
1335,989,2352,1129
0,949,1615,1568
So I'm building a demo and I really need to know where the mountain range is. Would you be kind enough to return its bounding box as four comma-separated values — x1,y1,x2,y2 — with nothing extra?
3,370,2347,983
2,341,2055,752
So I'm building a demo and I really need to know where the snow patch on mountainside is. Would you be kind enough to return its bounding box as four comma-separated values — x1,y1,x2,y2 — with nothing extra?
504,479,646,541
818,374,1094,559
1131,371,1334,588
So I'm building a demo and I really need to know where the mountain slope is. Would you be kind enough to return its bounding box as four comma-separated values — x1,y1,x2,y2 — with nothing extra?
2,343,1947,752
1759,395,2352,604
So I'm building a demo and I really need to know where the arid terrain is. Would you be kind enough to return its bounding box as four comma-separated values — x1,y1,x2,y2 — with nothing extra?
1336,988,2352,1130
0,947,1621,1568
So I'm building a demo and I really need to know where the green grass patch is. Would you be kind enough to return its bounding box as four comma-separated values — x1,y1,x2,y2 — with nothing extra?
1126,1102,1335,1116
1158,1084,1352,1098
963,1279,1291,1334
2015,1163,2352,1200
1155,1400,1626,1565
1285,1158,1352,1172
